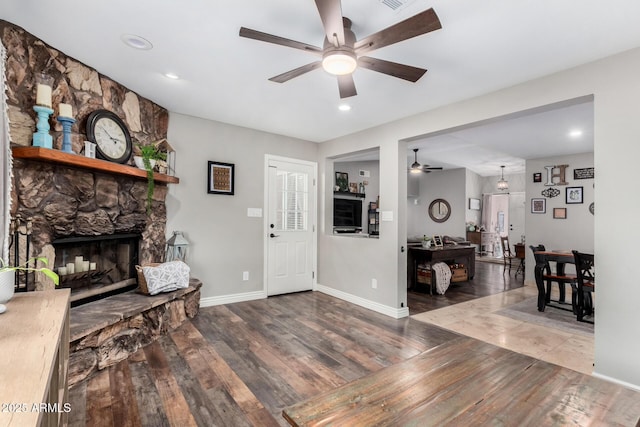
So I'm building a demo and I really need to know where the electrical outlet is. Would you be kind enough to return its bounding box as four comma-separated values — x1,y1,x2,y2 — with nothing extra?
371,278,377,289
242,271,249,281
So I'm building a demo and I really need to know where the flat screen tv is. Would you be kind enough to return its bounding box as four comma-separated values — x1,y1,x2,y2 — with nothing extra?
333,198,362,232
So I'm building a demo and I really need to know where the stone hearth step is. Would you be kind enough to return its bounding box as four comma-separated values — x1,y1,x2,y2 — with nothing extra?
68,278,202,386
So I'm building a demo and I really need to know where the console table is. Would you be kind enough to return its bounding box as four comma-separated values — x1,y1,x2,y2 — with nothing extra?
0,289,70,426
408,245,475,292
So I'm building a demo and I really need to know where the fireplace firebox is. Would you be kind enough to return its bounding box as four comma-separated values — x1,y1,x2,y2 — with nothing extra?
52,233,140,306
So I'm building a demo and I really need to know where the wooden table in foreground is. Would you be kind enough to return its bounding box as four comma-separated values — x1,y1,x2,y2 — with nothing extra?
0,289,70,427
282,337,640,426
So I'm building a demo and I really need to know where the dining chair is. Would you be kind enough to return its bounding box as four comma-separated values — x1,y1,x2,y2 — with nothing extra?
530,244,576,310
500,236,517,275
514,243,525,277
572,250,595,323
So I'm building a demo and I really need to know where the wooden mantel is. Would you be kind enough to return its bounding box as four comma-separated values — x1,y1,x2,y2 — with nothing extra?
11,146,180,184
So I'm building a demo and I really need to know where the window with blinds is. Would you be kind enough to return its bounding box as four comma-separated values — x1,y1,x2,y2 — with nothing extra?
275,171,308,231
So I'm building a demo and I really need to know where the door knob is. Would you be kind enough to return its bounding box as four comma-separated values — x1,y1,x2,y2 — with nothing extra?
270,233,280,238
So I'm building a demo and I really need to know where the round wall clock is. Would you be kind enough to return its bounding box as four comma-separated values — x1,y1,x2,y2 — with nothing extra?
428,198,451,223
86,110,132,163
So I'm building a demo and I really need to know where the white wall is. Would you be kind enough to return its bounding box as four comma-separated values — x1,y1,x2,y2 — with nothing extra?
315,47,640,388
165,113,317,302
407,168,466,239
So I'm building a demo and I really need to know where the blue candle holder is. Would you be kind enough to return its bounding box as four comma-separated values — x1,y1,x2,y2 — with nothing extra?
57,116,75,153
32,105,54,148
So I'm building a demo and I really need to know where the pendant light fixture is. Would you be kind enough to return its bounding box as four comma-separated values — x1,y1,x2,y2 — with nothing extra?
497,165,509,191
410,149,422,174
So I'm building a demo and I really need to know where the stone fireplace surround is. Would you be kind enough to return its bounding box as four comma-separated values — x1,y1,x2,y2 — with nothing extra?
2,20,203,385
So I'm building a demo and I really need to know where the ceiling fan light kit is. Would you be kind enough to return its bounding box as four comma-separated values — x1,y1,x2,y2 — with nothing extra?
322,50,357,75
239,0,441,98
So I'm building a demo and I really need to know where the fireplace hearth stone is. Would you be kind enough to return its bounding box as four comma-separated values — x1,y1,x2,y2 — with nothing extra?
68,278,202,386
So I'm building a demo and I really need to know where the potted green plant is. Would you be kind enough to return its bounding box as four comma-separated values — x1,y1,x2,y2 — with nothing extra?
134,143,167,214
0,257,59,312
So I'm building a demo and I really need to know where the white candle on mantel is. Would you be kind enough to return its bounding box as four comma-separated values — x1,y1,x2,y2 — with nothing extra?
75,256,84,273
90,262,97,271
58,103,73,118
82,261,90,272
58,266,67,276
66,262,75,274
36,83,52,108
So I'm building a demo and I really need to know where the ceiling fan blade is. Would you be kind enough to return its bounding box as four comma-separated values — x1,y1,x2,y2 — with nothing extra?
337,74,357,98
354,8,441,55
239,27,323,54
314,0,345,46
269,61,323,83
424,167,443,170
357,56,427,82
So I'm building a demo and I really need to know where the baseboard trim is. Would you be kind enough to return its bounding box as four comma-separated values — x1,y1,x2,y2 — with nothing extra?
592,371,640,392
315,283,409,319
199,290,267,307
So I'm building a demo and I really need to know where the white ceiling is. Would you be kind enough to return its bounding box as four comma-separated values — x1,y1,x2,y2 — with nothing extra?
2,0,638,169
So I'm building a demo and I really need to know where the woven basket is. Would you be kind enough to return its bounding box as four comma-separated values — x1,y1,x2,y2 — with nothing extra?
135,263,161,295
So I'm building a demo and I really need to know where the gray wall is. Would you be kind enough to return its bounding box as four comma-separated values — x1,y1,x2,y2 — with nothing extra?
407,168,466,239
165,113,317,302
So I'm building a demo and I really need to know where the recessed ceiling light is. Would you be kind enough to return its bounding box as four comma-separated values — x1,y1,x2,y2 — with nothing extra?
121,34,153,50
164,73,180,80
569,129,583,138
338,104,351,111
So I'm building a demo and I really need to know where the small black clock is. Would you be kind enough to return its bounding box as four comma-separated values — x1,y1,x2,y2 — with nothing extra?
86,110,132,163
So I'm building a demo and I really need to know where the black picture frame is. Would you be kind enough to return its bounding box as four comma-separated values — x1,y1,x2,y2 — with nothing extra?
531,198,546,214
533,172,542,183
566,186,583,204
207,161,235,195
335,172,348,192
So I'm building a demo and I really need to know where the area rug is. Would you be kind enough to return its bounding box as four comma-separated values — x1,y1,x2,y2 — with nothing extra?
496,296,593,336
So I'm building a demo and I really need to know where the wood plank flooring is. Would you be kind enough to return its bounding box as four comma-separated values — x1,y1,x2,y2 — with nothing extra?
68,263,640,426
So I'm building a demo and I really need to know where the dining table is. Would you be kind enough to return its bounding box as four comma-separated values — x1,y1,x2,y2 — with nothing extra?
533,250,576,312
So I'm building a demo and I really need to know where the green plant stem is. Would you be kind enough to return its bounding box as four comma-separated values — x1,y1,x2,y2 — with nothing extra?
143,156,154,215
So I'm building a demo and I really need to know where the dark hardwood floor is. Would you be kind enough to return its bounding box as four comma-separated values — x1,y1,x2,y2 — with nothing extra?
68,262,640,426
408,260,524,314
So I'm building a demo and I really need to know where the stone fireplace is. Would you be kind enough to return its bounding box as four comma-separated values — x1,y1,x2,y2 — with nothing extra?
2,20,171,293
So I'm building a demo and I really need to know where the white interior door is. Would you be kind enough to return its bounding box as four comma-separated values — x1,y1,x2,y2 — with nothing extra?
266,157,316,296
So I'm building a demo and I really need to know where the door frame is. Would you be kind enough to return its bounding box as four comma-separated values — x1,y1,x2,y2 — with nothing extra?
263,154,318,296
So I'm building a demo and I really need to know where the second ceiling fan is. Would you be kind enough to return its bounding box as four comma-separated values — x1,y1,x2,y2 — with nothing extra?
239,0,442,98
410,148,442,173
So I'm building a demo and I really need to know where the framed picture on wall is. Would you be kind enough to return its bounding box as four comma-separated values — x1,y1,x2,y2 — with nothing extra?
207,161,235,195
335,172,348,192
566,186,583,204
553,207,567,219
469,198,481,210
531,198,546,214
